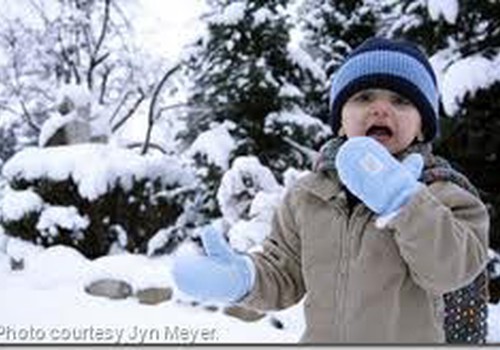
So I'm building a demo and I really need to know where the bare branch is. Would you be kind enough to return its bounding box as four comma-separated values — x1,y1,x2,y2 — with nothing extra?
99,65,113,104
111,89,146,133
142,64,181,155
109,90,135,125
94,52,111,68
109,1,134,32
94,0,111,58
57,33,81,84
155,103,191,121
87,0,111,89
19,100,41,132
126,142,167,155
0,104,24,118
27,0,51,26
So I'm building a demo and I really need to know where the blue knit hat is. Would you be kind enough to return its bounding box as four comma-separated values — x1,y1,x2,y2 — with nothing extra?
329,37,439,142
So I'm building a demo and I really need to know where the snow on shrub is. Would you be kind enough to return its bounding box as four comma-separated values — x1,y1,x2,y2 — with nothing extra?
0,144,197,259
216,155,308,252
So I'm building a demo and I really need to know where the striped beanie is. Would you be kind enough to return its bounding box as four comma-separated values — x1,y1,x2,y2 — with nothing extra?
329,37,440,142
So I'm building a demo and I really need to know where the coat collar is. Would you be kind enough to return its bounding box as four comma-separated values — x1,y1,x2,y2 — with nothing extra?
297,170,343,202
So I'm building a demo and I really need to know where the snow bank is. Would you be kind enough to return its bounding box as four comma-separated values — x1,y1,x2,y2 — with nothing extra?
0,241,304,344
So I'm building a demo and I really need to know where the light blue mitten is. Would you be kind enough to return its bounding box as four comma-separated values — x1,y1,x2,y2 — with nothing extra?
335,137,424,216
172,224,255,303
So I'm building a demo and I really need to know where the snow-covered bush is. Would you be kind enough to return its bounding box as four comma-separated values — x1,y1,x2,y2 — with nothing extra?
216,155,309,252
182,121,237,222
0,144,197,259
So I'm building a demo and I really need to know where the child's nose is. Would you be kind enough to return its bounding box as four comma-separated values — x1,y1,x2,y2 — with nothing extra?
368,98,392,116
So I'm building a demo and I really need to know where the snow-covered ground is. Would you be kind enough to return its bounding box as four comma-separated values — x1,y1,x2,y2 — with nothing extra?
0,237,498,344
0,239,304,344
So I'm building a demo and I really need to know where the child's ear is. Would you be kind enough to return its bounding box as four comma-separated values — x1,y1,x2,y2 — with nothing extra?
338,126,346,137
417,131,425,142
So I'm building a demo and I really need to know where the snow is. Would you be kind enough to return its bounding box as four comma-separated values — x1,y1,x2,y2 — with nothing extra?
2,144,194,201
36,206,89,239
283,167,310,189
0,188,43,222
0,0,499,345
217,156,281,226
265,107,331,143
488,303,500,343
427,0,459,24
279,82,304,98
287,41,327,82
186,121,237,171
38,114,76,147
0,240,304,344
489,249,500,279
55,83,92,110
253,8,275,26
441,54,500,115
227,191,283,252
208,2,247,26
133,0,207,61
0,234,498,344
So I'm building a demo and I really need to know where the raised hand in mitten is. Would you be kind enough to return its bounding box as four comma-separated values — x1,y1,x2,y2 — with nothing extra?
335,136,424,216
172,224,255,303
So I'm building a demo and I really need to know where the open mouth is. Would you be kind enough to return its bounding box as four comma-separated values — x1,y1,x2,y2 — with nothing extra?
366,125,393,140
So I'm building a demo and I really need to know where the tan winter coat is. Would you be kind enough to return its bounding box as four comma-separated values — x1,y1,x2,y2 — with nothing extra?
240,170,489,343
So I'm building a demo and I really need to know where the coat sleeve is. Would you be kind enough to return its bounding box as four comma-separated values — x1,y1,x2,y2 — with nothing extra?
390,181,489,295
238,189,305,311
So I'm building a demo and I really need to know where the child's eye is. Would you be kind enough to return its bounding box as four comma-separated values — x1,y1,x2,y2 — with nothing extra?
392,95,412,106
352,91,373,103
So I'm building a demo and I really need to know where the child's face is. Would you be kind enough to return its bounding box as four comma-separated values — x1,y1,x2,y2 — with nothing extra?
340,88,423,154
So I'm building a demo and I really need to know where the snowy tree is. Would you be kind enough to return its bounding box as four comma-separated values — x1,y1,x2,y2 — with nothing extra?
0,0,172,152
299,0,378,74
178,0,329,222
297,0,378,121
0,123,18,163
180,0,331,171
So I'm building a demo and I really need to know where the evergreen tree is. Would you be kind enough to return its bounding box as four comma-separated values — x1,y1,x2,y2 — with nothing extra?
297,0,378,121
378,0,451,53
384,0,500,253
182,0,328,171
179,0,330,221
299,0,378,72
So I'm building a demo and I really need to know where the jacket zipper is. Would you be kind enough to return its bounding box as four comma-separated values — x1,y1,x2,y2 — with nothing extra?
335,201,373,341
